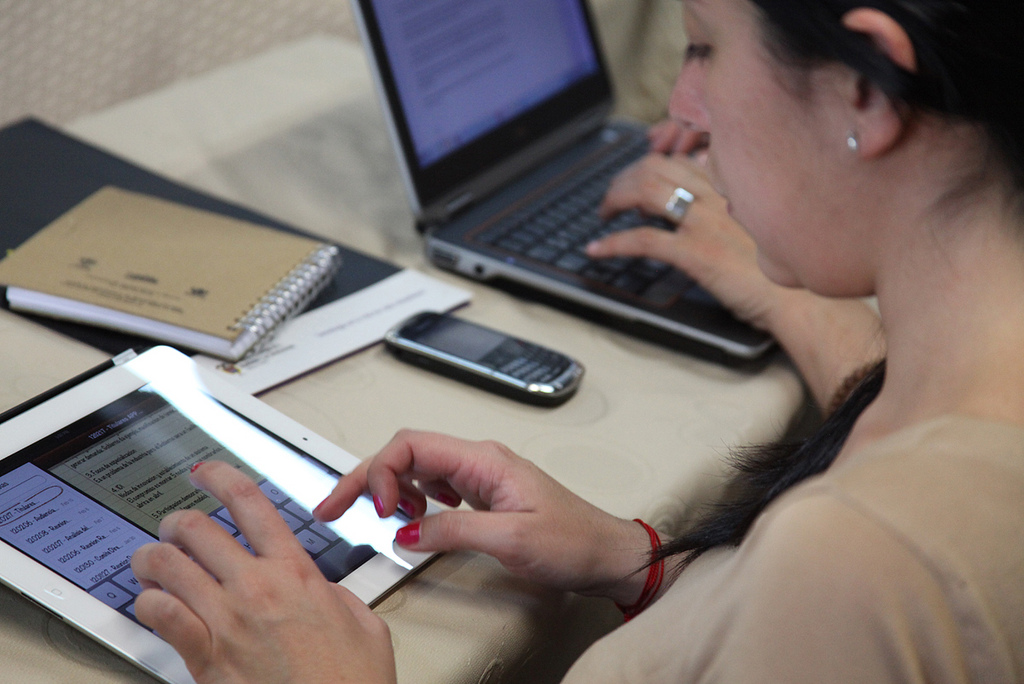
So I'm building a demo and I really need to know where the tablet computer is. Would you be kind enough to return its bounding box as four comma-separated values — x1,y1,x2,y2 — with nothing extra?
0,346,433,684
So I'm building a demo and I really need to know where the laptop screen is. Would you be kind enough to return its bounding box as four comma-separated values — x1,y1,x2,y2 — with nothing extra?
374,0,601,168
355,0,613,213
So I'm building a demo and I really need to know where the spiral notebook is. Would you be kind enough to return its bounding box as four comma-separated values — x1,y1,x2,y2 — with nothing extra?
0,187,343,361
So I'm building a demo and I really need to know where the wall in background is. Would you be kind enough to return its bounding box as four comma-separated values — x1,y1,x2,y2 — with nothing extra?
0,0,684,128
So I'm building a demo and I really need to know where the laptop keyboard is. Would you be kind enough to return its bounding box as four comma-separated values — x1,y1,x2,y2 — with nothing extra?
472,135,694,304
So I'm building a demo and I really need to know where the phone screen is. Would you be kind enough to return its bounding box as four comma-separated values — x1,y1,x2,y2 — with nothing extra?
407,315,507,362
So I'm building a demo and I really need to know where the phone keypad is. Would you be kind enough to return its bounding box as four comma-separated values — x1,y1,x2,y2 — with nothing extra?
481,340,572,384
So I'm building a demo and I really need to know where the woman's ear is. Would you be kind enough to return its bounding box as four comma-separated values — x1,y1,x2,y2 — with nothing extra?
843,8,917,73
841,8,918,158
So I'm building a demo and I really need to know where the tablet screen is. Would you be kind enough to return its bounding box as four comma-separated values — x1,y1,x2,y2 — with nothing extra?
0,383,390,626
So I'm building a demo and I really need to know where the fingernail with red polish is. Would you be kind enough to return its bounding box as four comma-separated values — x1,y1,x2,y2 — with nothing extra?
190,461,204,474
373,495,385,517
436,493,459,508
395,522,420,547
398,499,415,517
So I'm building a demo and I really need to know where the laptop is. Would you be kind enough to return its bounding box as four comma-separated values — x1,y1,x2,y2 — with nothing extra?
0,346,434,684
349,0,774,364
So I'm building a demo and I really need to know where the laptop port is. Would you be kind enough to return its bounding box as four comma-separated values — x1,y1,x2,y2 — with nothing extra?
430,247,459,270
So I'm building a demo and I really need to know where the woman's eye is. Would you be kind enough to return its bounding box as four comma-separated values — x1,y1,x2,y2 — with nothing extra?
684,43,712,61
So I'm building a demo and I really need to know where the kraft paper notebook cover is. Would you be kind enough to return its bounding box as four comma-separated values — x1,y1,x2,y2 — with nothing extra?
0,118,402,357
0,187,343,361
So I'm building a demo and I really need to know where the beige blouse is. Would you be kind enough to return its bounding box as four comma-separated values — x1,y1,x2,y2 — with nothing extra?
564,416,1024,683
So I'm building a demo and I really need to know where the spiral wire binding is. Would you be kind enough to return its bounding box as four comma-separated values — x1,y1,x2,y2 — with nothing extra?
230,244,342,357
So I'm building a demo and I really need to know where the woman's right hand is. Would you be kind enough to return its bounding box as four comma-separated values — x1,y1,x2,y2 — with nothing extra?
314,430,655,606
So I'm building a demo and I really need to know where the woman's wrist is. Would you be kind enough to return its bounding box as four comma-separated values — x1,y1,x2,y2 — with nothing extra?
576,515,666,608
613,520,664,620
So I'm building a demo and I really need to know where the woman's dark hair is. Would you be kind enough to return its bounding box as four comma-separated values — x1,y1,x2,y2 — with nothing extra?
750,0,1024,195
659,360,885,567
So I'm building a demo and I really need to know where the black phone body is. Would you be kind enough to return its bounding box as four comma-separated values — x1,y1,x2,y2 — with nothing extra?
384,312,584,406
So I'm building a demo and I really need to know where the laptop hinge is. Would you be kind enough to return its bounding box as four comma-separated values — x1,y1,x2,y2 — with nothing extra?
415,219,439,235
416,190,476,234
416,192,476,234
444,192,475,217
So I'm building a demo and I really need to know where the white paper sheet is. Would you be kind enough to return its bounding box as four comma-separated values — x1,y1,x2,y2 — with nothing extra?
192,269,470,394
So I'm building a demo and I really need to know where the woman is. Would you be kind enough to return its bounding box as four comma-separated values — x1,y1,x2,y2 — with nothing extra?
130,0,1024,681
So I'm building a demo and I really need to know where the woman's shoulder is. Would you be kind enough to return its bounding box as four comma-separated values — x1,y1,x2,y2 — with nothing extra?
762,414,1024,590
830,413,1024,482
563,416,1024,684
729,414,1024,680
795,414,1024,558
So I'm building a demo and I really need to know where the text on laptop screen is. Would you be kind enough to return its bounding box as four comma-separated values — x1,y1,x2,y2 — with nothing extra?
373,0,600,168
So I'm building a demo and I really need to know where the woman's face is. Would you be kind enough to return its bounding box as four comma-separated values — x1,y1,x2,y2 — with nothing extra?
672,0,874,295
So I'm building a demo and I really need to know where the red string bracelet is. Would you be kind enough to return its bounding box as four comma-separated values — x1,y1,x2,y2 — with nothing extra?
615,519,664,621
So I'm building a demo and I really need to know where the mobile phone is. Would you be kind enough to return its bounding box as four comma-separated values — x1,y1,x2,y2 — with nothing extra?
384,312,584,406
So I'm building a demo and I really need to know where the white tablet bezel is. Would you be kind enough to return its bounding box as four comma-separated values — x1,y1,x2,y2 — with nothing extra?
0,346,434,684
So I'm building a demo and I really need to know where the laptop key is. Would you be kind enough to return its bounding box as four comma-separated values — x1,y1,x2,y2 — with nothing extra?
612,271,651,295
641,270,697,306
554,252,590,273
497,236,532,252
581,262,619,284
527,244,561,262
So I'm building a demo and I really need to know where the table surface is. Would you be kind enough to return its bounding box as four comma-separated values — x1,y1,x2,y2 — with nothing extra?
0,36,805,684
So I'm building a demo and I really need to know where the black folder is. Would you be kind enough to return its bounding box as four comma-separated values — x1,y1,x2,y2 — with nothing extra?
0,118,399,355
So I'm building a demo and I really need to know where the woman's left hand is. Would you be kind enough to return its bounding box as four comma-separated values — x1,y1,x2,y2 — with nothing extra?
592,152,777,329
593,144,885,409
130,461,397,684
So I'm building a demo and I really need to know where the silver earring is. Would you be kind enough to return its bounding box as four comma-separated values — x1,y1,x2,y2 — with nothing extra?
846,131,859,152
